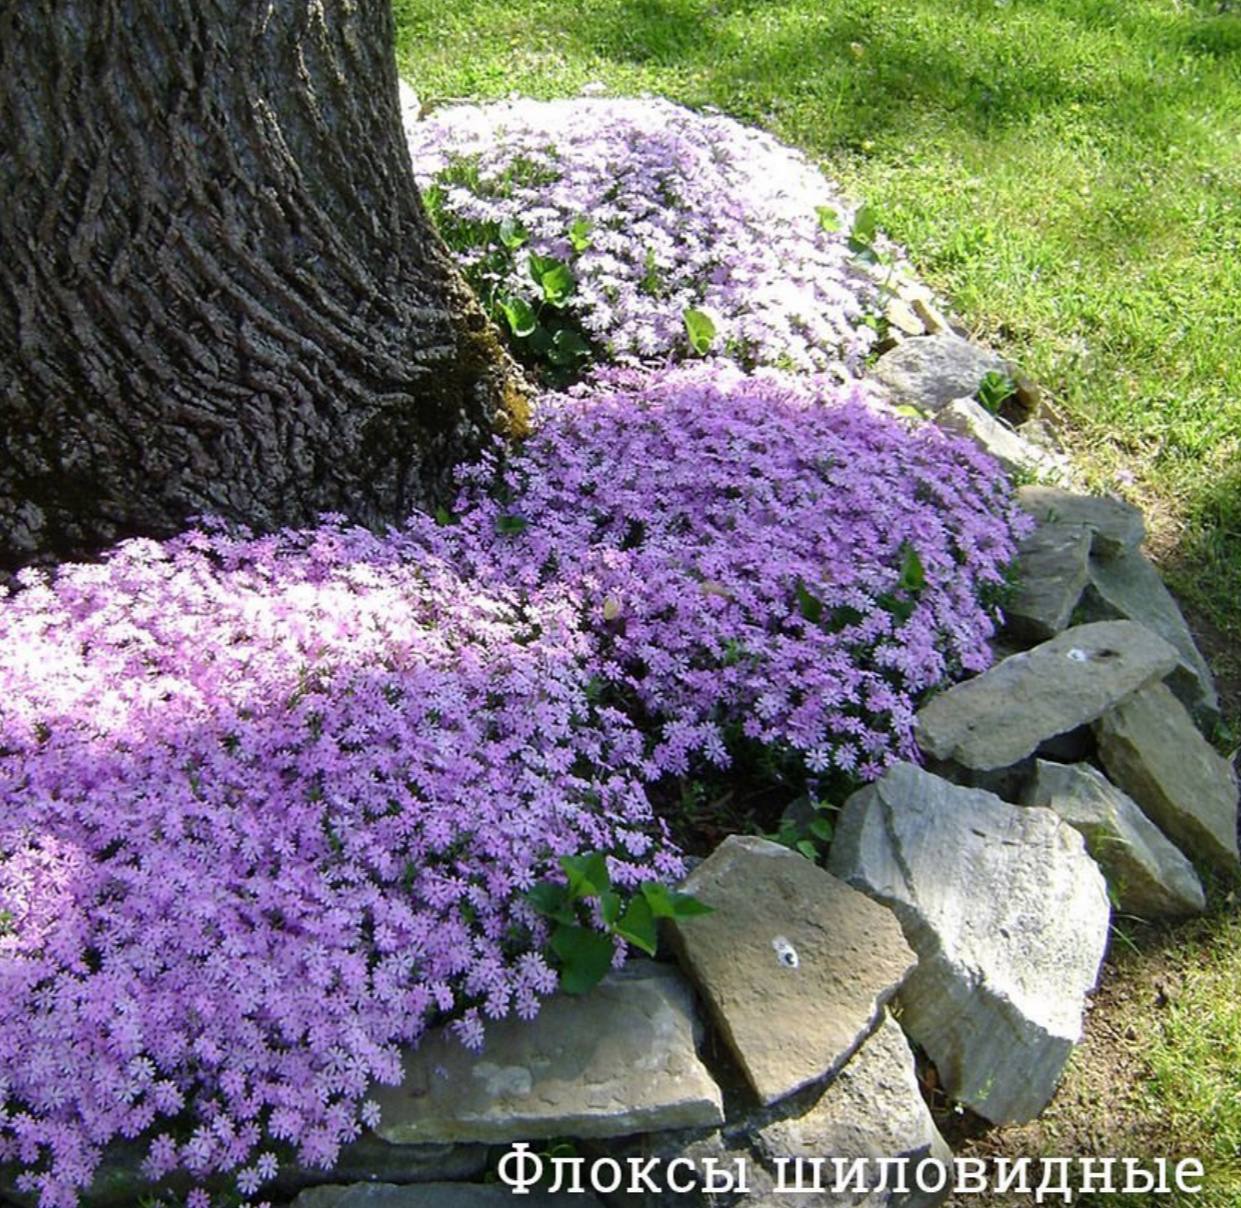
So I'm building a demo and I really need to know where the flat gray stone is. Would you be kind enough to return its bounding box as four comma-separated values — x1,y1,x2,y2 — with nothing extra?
1017,486,1145,560
1022,760,1205,918
915,620,1180,771
885,297,926,336
672,835,916,1106
872,333,1008,412
1096,681,1240,872
750,1013,952,1208
828,763,1110,1125
370,961,723,1144
935,397,1072,482
293,1186,596,1208
1005,521,1092,639
1079,548,1219,721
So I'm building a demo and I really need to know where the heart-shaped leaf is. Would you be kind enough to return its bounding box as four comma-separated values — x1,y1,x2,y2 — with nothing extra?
682,307,717,356
550,925,615,994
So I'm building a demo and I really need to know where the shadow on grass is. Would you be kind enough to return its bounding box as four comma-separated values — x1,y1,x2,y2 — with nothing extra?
406,0,1241,152
1157,463,1241,723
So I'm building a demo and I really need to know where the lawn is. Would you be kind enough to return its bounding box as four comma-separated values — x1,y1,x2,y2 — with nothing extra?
394,0,1241,1195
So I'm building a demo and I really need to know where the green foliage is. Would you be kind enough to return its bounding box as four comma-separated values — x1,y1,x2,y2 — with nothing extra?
815,204,841,233
526,853,713,993
682,306,717,355
424,196,595,382
977,369,1018,415
764,795,838,861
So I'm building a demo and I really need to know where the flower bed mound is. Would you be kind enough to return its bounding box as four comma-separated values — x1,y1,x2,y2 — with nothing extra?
408,96,877,377
418,362,1030,781
0,527,678,1207
0,365,1028,1207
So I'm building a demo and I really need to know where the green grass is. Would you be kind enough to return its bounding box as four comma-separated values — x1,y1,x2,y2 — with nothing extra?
1121,905,1241,1203
393,0,1241,641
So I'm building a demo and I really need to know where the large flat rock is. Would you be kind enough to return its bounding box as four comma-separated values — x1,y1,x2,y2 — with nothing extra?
1079,548,1219,721
935,397,1071,483
1096,681,1240,872
915,620,1179,771
370,962,723,1144
871,333,1008,412
828,763,1110,1125
751,1012,952,1208
671,835,916,1106
1016,486,1145,560
1022,760,1205,918
1004,521,1092,640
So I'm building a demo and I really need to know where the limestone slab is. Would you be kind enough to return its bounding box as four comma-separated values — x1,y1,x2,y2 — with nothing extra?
1017,486,1145,560
935,397,1071,482
1096,681,1240,872
1005,520,1091,639
751,1013,952,1208
671,835,916,1106
1079,548,1219,720
828,763,1110,1125
872,333,1008,412
1022,760,1205,918
914,620,1179,771
370,961,723,1144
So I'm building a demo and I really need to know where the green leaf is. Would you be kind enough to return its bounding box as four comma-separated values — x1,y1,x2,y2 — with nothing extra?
977,369,1016,414
529,253,574,306
614,894,658,955
808,817,833,842
568,215,592,253
498,294,537,338
496,513,529,536
600,890,622,927
550,925,615,994
434,506,457,527
559,851,611,899
547,327,590,366
898,541,926,593
795,579,824,624
525,881,575,925
499,216,528,250
682,307,717,356
848,205,878,254
541,263,575,306
639,881,713,919
796,839,818,860
815,205,841,232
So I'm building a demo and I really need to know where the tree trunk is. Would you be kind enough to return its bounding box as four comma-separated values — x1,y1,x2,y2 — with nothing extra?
0,0,528,572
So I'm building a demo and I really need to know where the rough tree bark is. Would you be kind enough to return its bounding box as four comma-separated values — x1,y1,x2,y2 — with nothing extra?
0,0,528,571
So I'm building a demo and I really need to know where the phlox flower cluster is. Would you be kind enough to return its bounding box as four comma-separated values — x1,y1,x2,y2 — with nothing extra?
0,374,1029,1206
406,96,877,374
413,362,1032,780
0,524,681,1206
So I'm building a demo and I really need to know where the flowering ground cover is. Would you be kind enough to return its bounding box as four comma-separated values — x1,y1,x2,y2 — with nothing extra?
408,97,878,378
0,525,682,1207
0,95,1037,1207
0,363,1029,1207
416,362,1030,783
